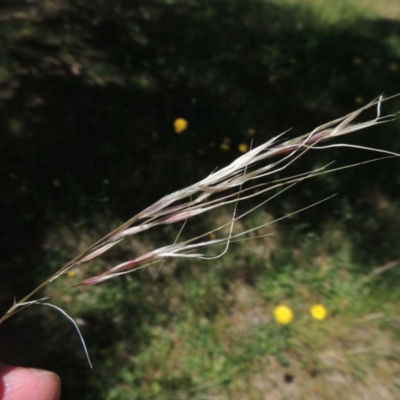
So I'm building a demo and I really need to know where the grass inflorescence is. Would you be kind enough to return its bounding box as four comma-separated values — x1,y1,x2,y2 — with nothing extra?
0,95,398,323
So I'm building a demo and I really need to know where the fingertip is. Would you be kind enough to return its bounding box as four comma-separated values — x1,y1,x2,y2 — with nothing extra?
0,362,61,400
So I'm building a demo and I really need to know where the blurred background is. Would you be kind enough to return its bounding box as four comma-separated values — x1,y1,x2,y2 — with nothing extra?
1,0,400,398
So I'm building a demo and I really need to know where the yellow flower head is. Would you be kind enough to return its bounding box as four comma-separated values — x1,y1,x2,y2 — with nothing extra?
238,143,249,153
274,305,294,325
310,304,327,320
173,118,188,134
220,142,230,151
355,96,364,104
67,270,76,278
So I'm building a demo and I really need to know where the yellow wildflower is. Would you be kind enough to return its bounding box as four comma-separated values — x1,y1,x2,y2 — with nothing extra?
355,96,364,104
173,118,188,134
238,143,249,153
220,142,230,151
273,305,294,325
310,304,327,320
67,270,76,278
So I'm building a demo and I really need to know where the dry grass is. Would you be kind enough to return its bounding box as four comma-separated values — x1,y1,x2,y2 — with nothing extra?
1,95,398,319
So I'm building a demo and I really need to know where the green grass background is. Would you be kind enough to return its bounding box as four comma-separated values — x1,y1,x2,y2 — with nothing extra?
1,0,400,398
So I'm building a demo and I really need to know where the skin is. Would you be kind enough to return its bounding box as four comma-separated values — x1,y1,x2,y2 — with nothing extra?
0,363,60,400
